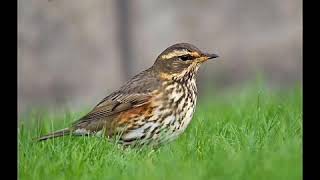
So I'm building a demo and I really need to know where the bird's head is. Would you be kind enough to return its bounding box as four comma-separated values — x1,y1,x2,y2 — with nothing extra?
153,43,219,80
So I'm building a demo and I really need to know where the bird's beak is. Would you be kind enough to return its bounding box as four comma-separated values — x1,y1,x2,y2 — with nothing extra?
204,53,219,60
196,53,219,63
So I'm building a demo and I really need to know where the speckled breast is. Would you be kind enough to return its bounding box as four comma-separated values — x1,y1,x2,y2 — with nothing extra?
119,76,198,146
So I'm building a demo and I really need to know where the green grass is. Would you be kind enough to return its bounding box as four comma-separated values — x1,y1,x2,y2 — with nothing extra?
18,85,302,180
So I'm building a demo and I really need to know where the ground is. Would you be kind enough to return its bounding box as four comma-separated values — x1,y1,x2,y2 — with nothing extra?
18,85,302,180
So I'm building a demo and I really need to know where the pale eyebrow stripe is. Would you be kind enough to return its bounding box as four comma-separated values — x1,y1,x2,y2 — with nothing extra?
161,50,191,59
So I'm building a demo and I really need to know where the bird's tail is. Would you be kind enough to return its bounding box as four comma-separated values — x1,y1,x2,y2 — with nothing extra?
35,128,71,141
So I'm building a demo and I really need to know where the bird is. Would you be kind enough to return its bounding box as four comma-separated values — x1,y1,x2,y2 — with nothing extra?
36,43,219,146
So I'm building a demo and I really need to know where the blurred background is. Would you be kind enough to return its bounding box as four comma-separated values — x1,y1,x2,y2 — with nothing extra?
18,0,302,115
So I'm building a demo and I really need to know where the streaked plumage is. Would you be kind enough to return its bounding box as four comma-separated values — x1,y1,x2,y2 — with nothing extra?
36,43,219,146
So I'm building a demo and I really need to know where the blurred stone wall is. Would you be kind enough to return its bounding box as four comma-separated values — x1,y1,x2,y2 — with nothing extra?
18,0,302,114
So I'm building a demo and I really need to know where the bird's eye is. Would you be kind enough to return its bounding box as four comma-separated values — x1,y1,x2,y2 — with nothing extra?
179,54,193,61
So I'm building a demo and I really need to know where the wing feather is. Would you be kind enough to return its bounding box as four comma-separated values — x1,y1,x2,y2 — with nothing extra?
71,67,161,132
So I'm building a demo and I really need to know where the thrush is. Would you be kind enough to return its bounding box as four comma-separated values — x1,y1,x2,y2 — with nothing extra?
36,43,219,146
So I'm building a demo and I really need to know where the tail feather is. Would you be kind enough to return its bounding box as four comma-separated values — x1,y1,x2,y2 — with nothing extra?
35,128,71,141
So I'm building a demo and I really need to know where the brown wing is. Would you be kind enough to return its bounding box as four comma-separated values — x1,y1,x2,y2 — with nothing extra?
71,67,161,133
71,93,154,132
